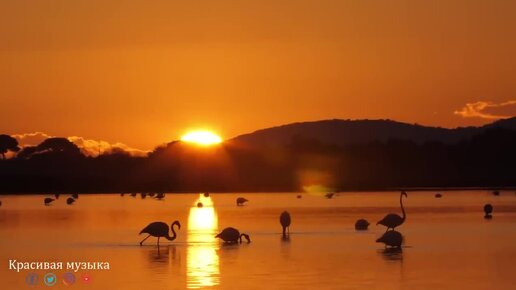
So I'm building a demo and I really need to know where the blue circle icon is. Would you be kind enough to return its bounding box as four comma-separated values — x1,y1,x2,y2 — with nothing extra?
62,272,76,286
25,273,39,286
44,273,57,286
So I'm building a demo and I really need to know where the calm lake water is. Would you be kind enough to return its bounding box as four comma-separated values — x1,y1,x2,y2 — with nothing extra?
0,191,515,290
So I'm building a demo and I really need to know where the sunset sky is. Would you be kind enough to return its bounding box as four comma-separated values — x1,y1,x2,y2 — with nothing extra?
1,0,515,151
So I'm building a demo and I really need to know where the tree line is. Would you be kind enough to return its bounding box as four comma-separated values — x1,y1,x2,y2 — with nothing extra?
1,127,515,193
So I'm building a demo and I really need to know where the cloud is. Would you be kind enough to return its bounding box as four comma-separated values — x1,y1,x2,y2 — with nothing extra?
12,132,53,147
454,100,516,120
12,132,148,157
68,136,148,157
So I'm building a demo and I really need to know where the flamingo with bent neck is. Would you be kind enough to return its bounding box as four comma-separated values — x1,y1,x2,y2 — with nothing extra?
139,220,181,246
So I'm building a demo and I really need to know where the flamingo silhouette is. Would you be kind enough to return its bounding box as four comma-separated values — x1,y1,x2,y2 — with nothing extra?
44,198,55,205
280,211,291,236
236,197,248,206
484,204,493,219
54,193,60,199
66,197,75,205
215,227,251,244
72,193,79,199
355,219,370,230
377,191,407,232
155,192,165,200
139,220,181,246
376,230,403,248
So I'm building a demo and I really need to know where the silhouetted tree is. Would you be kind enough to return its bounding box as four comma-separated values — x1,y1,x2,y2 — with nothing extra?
16,146,38,160
36,138,81,155
0,134,20,160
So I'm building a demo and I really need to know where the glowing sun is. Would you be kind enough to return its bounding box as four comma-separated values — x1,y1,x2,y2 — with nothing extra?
181,130,222,146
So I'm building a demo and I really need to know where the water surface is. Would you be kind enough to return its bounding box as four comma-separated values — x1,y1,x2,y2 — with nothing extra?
0,191,515,289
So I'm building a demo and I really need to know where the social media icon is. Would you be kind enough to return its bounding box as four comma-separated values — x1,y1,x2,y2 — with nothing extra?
44,273,57,286
62,272,76,286
81,273,92,284
25,273,39,286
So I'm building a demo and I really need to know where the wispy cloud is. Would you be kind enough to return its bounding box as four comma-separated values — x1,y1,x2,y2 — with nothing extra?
12,132,148,157
454,100,516,120
68,136,148,156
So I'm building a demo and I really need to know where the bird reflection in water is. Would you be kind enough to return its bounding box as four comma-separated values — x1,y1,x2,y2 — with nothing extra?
187,194,220,289
378,247,403,261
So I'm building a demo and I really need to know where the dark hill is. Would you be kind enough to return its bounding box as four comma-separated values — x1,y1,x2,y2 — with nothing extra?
231,117,516,147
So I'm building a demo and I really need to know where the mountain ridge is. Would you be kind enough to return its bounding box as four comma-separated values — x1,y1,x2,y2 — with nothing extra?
230,117,516,147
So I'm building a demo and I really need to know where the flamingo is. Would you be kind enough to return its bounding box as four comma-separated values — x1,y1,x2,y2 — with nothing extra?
236,197,248,206
72,193,79,199
44,198,55,205
325,192,335,199
377,191,407,232
66,197,75,205
376,230,403,248
204,193,210,197
435,193,442,198
54,193,60,199
139,220,181,246
355,219,370,230
484,204,493,219
280,211,291,236
215,227,251,244
155,192,165,200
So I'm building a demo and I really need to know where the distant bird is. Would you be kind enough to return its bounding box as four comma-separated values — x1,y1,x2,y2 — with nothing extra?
120,193,125,197
197,202,203,208
0,200,2,207
66,197,76,205
54,193,60,199
355,219,370,230
325,192,335,199
72,193,79,199
484,204,493,219
139,220,181,246
141,193,147,199
280,211,291,236
492,190,500,196
204,193,210,197
148,193,155,197
130,193,137,197
435,193,442,198
377,191,408,232
44,198,55,205
236,197,248,206
297,194,302,199
215,227,251,244
376,230,403,248
155,192,165,200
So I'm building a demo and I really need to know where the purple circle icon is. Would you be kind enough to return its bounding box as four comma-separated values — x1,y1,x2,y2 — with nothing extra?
62,272,76,286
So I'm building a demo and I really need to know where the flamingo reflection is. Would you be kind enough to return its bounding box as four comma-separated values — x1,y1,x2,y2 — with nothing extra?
187,194,220,289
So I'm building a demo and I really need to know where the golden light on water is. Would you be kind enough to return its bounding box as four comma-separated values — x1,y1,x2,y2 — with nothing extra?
181,130,222,146
187,194,220,289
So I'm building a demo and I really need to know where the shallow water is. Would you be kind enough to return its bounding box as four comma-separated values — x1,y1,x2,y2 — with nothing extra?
0,191,515,289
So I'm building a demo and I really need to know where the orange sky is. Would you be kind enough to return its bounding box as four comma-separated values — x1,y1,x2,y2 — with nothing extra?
1,0,515,150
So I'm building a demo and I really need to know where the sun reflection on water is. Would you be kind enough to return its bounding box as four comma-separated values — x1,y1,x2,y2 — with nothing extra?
187,194,220,289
